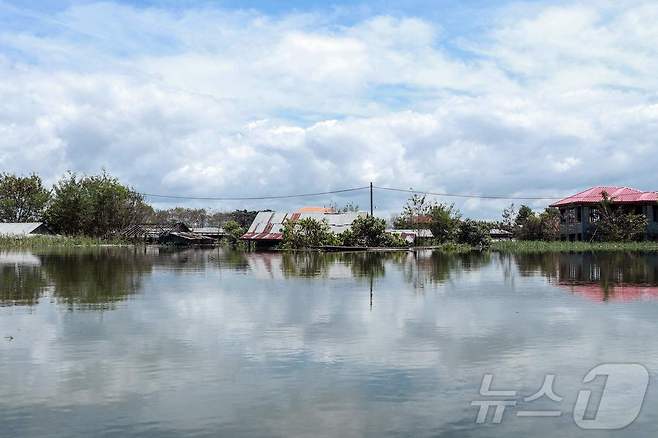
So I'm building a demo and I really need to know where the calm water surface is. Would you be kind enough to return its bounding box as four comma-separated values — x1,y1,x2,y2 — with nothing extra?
1,248,658,437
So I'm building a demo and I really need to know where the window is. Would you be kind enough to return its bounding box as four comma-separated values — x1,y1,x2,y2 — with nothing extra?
560,209,566,224
654,205,658,223
576,206,582,222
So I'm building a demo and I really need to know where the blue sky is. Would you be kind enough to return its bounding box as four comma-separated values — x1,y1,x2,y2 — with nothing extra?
1,0,657,218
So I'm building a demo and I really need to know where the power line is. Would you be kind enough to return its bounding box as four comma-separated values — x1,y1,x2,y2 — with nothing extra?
373,186,562,200
140,185,564,202
141,186,370,201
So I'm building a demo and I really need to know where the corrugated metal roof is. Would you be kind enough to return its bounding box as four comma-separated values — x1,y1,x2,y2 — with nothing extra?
192,227,224,235
0,223,48,236
550,186,658,207
242,211,367,241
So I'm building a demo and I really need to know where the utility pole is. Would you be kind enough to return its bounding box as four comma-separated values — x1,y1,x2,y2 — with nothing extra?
370,182,374,217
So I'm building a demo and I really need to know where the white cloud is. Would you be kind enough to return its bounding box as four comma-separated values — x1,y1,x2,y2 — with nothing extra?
1,1,658,218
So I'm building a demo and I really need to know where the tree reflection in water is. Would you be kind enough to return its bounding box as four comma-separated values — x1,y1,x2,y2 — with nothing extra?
0,252,47,307
0,248,155,310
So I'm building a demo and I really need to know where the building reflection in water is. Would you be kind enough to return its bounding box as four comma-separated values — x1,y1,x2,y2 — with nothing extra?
513,252,658,302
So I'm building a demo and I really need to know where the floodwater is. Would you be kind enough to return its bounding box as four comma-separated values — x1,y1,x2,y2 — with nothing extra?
1,248,658,437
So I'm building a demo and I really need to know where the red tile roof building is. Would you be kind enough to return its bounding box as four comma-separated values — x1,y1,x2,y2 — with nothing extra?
550,186,658,207
549,186,658,241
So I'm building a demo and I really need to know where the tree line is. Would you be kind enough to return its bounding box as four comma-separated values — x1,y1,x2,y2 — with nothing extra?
0,172,259,238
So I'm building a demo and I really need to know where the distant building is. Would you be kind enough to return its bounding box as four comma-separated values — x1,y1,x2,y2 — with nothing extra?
549,186,658,241
241,209,367,246
489,228,513,241
0,222,55,237
387,229,434,244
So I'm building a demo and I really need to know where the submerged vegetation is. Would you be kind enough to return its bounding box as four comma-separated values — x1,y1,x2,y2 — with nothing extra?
0,235,130,248
491,240,658,253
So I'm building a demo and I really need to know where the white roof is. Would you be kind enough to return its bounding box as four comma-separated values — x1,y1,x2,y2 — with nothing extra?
0,223,47,236
387,229,434,238
244,211,367,239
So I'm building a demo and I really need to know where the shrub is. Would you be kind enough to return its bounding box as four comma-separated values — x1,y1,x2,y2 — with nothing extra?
456,219,491,248
281,217,336,249
223,220,245,246
428,203,462,244
592,204,647,242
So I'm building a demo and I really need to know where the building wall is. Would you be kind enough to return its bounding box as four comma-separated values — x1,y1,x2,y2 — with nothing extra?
649,205,658,239
559,203,658,240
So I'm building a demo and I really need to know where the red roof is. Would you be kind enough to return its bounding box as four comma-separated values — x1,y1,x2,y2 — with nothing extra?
550,186,658,207
557,282,658,302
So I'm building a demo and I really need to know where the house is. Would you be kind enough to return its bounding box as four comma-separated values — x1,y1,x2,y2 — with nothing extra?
241,209,366,247
387,229,434,244
489,228,514,241
549,186,658,241
0,222,55,237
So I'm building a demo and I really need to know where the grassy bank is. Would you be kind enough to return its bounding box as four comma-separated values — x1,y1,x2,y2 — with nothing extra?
490,240,658,253
0,235,130,249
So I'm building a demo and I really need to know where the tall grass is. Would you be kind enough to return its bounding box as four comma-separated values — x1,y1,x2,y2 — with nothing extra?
490,240,658,253
0,235,131,248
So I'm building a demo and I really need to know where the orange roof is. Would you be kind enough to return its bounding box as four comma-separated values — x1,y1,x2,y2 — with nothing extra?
296,207,335,213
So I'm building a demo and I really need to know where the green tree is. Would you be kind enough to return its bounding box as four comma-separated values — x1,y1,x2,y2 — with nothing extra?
396,194,431,230
500,203,517,232
339,215,407,247
45,171,151,237
281,217,335,249
428,203,462,244
515,205,534,229
0,173,50,222
152,207,208,226
592,193,647,241
456,219,491,248
538,208,561,241
223,220,245,246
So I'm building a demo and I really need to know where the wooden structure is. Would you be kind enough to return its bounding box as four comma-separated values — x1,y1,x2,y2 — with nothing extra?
158,231,215,245
121,222,215,245
121,223,192,243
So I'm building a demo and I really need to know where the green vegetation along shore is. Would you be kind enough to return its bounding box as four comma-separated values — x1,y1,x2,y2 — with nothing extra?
490,240,658,253
0,235,130,249
3,235,658,253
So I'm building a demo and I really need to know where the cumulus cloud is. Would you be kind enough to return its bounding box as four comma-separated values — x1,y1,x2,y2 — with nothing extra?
1,1,657,218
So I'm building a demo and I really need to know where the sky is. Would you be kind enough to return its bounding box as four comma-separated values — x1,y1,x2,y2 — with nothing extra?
1,0,657,219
